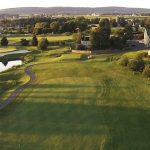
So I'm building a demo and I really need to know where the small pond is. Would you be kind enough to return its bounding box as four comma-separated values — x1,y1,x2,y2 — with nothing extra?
0,60,22,73
0,50,30,57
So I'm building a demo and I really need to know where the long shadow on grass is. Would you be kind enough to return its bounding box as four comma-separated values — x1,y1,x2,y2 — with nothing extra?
0,72,22,81
0,102,150,149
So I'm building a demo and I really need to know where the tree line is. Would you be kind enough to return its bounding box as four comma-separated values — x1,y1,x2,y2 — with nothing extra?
1,16,150,35
75,18,134,50
0,35,49,51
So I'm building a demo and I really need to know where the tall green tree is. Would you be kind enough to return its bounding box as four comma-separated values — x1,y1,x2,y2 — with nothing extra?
78,21,88,32
110,19,118,27
91,19,111,50
50,21,60,33
91,27,110,50
124,25,133,40
117,17,127,27
31,35,38,46
110,36,124,49
99,19,111,30
1,37,8,46
38,38,49,50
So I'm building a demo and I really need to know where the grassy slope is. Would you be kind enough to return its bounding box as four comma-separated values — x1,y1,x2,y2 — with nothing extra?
0,49,150,149
123,50,149,58
0,68,30,105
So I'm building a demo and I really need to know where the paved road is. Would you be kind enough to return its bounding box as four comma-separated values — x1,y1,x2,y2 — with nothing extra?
0,66,36,110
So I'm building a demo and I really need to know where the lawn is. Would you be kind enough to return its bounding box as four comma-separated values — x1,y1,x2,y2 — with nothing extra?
0,46,18,53
0,34,73,54
0,48,150,149
6,35,73,46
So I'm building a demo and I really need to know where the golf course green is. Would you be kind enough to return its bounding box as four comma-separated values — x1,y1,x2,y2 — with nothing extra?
0,46,150,150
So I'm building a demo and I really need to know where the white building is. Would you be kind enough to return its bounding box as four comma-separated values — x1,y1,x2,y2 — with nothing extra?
91,13,99,17
144,28,150,48
81,36,91,49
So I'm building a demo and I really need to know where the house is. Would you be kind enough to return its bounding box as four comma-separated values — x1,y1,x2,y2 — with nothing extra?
126,39,145,50
81,36,91,49
144,28,150,48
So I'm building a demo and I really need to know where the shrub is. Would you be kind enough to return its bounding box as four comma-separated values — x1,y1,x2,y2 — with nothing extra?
20,39,29,46
119,56,129,66
31,35,38,46
80,54,88,60
128,59,145,72
23,55,35,63
143,65,150,79
38,38,49,50
1,37,8,46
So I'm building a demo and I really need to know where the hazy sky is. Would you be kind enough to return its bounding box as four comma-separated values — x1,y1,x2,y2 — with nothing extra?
0,0,150,9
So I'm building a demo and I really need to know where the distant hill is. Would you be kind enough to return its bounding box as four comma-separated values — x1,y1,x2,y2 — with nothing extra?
0,7,150,15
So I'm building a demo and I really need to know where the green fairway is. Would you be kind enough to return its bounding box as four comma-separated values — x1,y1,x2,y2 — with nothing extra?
0,34,73,54
0,46,18,53
0,48,150,149
6,35,73,45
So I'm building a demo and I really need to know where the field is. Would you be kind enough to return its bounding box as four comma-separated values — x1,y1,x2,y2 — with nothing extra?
8,35,72,44
0,44,150,150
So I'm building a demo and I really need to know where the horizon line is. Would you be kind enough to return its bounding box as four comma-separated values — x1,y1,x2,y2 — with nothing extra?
0,6,150,10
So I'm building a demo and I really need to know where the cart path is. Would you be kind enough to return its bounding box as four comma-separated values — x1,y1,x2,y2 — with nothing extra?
0,66,36,110
0,61,80,110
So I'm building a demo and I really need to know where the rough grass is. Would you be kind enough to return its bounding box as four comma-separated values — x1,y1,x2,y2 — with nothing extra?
0,49,150,149
0,69,29,105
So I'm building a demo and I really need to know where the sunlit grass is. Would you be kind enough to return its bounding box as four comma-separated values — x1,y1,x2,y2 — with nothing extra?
0,47,150,149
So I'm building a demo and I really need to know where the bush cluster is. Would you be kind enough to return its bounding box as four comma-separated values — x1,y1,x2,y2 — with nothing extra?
143,65,150,79
119,53,150,79
38,38,49,50
1,37,8,46
128,59,145,72
119,56,129,66
20,39,30,46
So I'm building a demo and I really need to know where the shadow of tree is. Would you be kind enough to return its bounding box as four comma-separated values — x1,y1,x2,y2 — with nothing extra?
0,102,150,149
